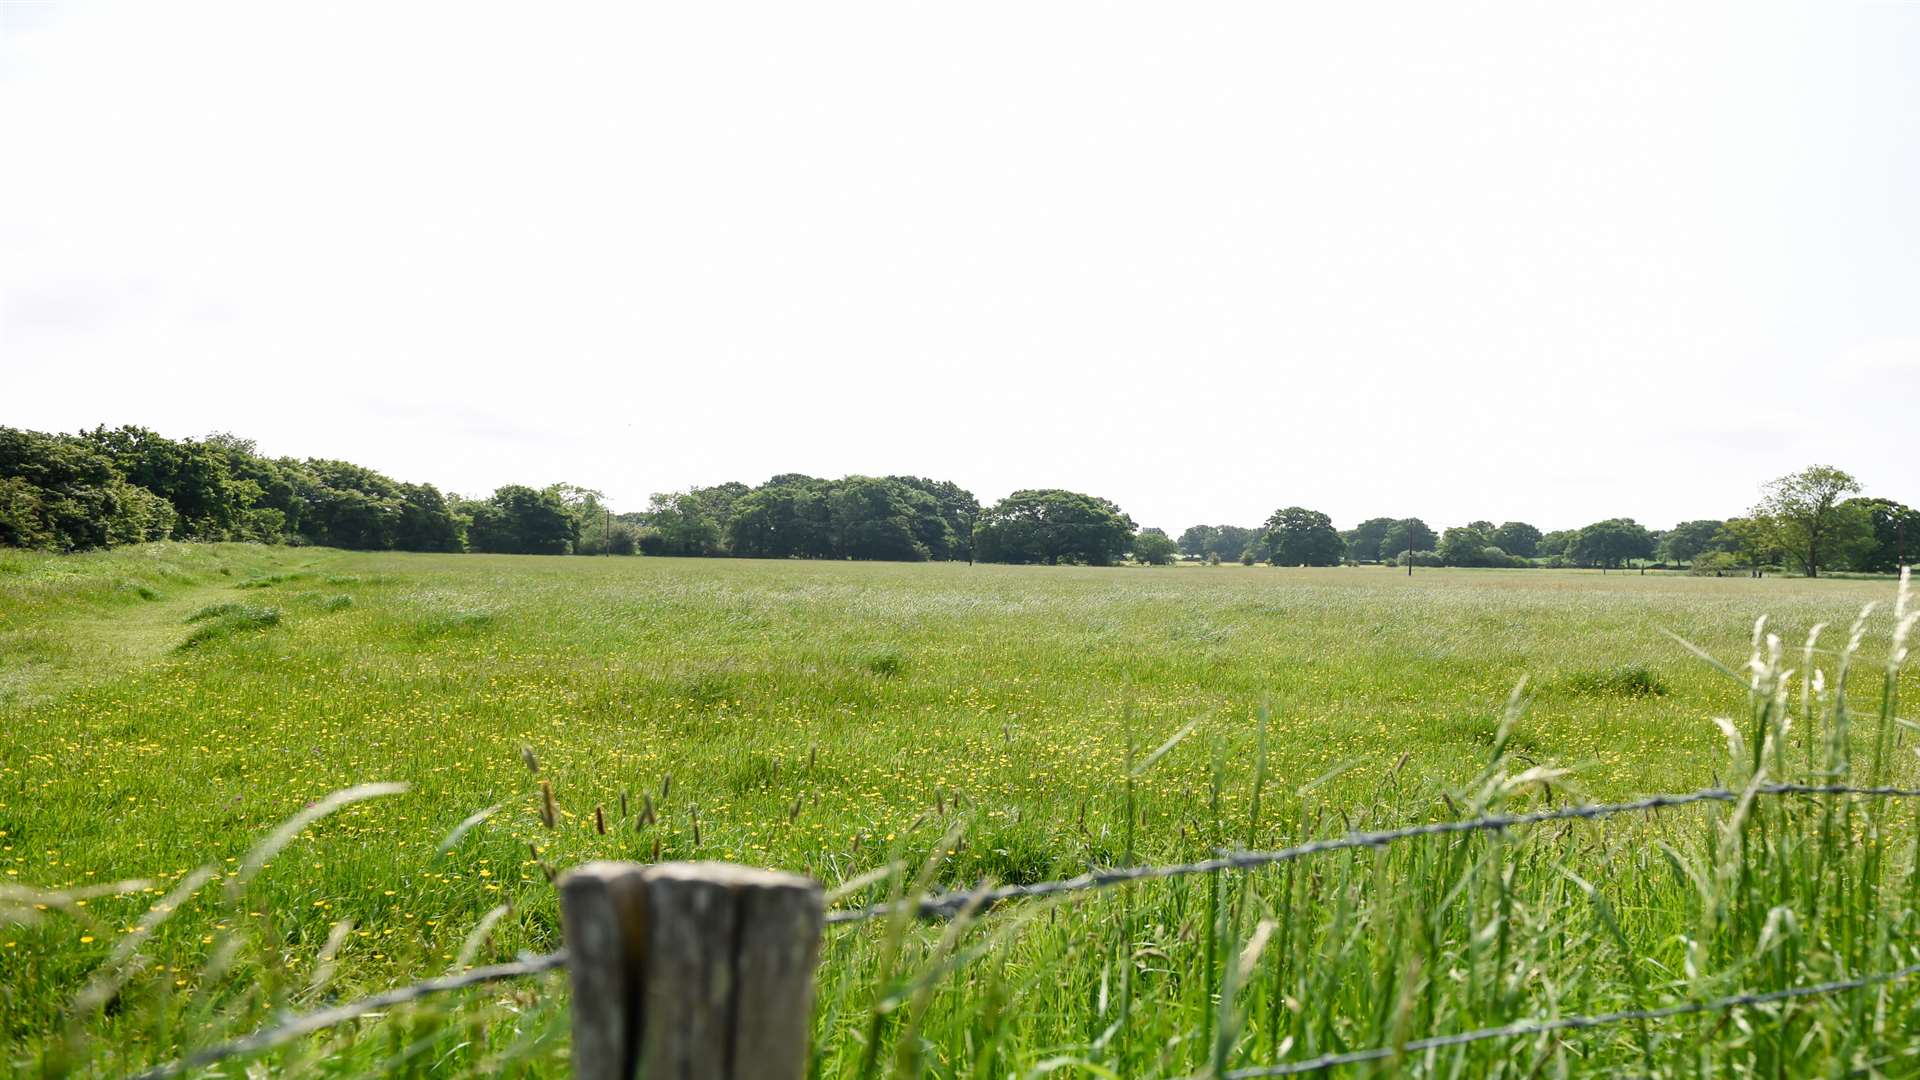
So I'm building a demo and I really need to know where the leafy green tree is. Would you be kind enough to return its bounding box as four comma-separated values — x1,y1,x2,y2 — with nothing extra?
1537,529,1576,558
1491,522,1541,559
0,427,175,550
81,425,242,540
1177,525,1221,559
1658,519,1726,565
1262,506,1345,566
973,489,1135,566
1343,517,1397,563
888,476,979,560
1379,518,1437,561
641,490,725,555
829,476,928,561
394,483,463,552
1570,518,1655,570
467,484,581,555
1132,527,1179,565
1438,525,1499,566
1839,498,1917,573
1718,516,1781,575
729,479,835,558
1749,465,1872,577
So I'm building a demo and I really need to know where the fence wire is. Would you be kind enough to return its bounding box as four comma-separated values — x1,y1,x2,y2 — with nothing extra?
1224,960,1920,1076
130,950,567,1080
117,782,1920,1077
824,783,1920,924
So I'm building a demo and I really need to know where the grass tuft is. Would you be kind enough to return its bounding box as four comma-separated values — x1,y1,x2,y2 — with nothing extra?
1557,664,1669,698
177,603,281,649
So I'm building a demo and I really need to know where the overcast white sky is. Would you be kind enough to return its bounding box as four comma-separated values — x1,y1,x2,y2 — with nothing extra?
2,2,1915,534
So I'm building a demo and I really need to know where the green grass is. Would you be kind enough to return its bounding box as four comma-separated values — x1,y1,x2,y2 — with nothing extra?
1,544,1917,1076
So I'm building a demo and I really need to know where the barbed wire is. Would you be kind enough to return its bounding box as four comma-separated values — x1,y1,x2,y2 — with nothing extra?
824,783,1920,924
129,950,567,1080
1223,960,1920,1076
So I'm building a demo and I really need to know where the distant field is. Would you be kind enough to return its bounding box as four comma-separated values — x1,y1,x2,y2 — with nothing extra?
2,545,1915,1076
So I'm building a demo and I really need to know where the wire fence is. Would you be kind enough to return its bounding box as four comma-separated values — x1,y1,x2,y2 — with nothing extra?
129,951,568,1080
1224,961,1920,1077
824,782,1920,924
126,782,1920,1078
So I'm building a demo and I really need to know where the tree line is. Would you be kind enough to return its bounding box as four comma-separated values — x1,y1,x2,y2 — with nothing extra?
1175,466,1913,576
0,425,595,555
1,427,1909,576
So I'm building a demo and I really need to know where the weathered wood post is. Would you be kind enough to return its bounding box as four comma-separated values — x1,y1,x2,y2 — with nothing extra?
559,861,825,1080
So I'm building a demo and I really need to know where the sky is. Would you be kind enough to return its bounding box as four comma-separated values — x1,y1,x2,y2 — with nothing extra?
2,2,1916,535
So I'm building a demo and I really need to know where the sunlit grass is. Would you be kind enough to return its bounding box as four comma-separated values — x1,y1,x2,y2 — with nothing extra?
1,544,1915,1076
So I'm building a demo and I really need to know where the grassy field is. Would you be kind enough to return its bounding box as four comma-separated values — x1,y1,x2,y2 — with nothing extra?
2,544,1917,1077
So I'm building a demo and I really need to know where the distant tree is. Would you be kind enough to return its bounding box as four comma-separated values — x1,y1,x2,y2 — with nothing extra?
1491,522,1541,559
1178,524,1261,561
1570,518,1656,570
1177,525,1221,559
729,479,834,558
0,427,175,550
1718,516,1781,575
643,490,726,555
828,476,929,561
1438,525,1498,566
1839,497,1917,573
1658,519,1726,565
888,476,979,560
467,484,581,555
1749,465,1872,577
1379,518,1437,561
1344,517,1398,563
395,483,463,552
1537,529,1577,558
1132,527,1179,565
1262,506,1345,566
81,425,242,540
973,489,1135,566
1467,520,1497,535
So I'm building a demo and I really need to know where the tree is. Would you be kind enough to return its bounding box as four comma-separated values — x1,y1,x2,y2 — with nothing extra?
1343,517,1397,563
1491,522,1541,559
81,425,242,540
1570,518,1655,570
1262,506,1345,566
1132,527,1179,565
1839,498,1918,573
973,489,1135,566
1177,525,1221,560
467,484,581,554
1178,524,1260,561
1658,520,1725,565
0,427,176,550
888,476,979,560
1378,518,1437,561
1749,465,1871,577
642,490,725,555
728,479,834,558
1538,529,1577,558
1438,525,1499,566
1718,517,1781,576
828,476,928,561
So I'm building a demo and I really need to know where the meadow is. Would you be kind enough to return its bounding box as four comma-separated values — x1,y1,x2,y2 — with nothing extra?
2,544,1917,1077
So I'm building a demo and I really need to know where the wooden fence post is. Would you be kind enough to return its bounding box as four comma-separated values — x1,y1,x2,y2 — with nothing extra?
559,861,825,1080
